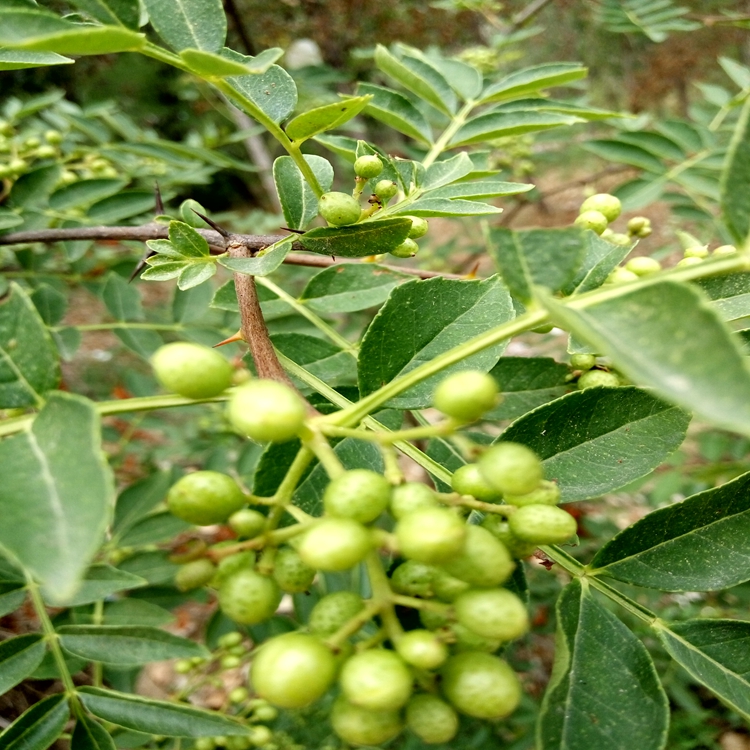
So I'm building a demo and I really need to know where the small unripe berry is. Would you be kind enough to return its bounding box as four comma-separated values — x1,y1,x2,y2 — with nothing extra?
354,154,383,179
684,245,709,259
713,244,737,255
577,369,620,389
504,479,560,507
570,353,596,371
175,559,217,591
481,515,538,558
454,588,529,642
228,380,306,443
627,216,651,237
608,232,632,246
228,508,266,538
174,659,193,674
309,591,365,636
605,267,638,285
220,655,241,670
390,237,418,258
215,551,256,584
167,471,245,526
574,210,608,235
218,569,281,625
218,632,244,648
676,256,703,267
451,463,503,502
44,129,63,144
60,170,77,185
151,342,234,400
390,560,436,598
451,622,502,653
625,256,661,276
508,504,577,545
478,442,543,497
433,370,499,422
340,649,413,710
441,525,515,588
272,545,316,593
323,469,391,524
331,697,403,746
406,216,429,239
431,568,470,602
35,145,57,159
390,482,439,520
24,136,41,149
395,629,448,670
319,191,361,226
252,704,278,722
298,518,372,571
374,180,398,202
228,687,248,704
406,694,459,745
9,158,27,174
580,193,621,222
395,508,467,564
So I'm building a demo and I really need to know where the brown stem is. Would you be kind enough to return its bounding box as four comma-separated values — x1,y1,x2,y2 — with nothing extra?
227,236,293,385
0,224,464,279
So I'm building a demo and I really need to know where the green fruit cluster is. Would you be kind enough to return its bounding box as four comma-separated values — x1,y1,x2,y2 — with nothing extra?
575,193,622,236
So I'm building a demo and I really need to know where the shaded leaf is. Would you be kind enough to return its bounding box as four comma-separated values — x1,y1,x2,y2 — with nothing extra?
113,471,172,534
72,714,117,750
54,565,147,607
0,634,47,694
538,579,668,750
0,694,69,750
79,687,249,737
480,63,588,103
272,333,356,388
272,155,333,230
177,262,215,290
0,207,23,230
358,276,514,409
102,272,143,322
568,231,632,294
49,179,127,211
501,386,690,502
299,218,412,258
591,471,750,591
422,152,474,190
219,238,293,276
356,82,433,144
721,95,750,245
118,512,191,547
392,197,502,217
427,178,533,200
87,191,155,223
0,583,27,617
0,48,73,69
179,48,254,77
583,140,665,173
67,0,139,28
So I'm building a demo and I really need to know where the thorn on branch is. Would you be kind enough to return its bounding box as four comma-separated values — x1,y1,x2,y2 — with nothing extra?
154,182,164,215
193,210,230,238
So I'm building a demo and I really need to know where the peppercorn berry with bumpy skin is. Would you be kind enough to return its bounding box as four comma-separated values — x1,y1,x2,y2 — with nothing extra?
508,504,578,545
340,648,413,710
331,697,403,746
478,442,543,497
504,479,560,507
390,237,419,258
309,591,365,636
406,694,459,744
319,191,361,226
390,482,439,519
577,369,620,389
175,559,216,591
575,210,608,235
442,525,515,588
151,342,234,400
218,568,282,625
228,379,306,443
374,179,398,202
580,193,622,222
323,469,391,524
454,588,529,642
395,507,467,564
167,471,245,526
228,508,266,538
570,353,596,371
272,546,316,593
395,629,448,670
451,463,503,502
298,518,372,571
406,215,429,238
354,154,383,179
433,369,499,422
625,256,661,276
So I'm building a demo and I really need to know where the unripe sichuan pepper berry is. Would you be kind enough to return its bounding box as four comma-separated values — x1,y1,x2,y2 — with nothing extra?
331,697,403,746
451,463,504,502
504,479,560,507
431,568,470,602
481,515,538,558
298,518,372,571
625,256,661,276
323,469,391,524
454,588,529,642
577,369,620,389
390,560,437,598
175,559,216,591
395,629,448,670
271,546,316,593
570,353,596,371
406,215,429,239
309,591,365,636
395,507,467,564
390,238,418,258
478,442,543,497
167,471,245,526
374,179,398,202
151,342,234,399
433,370,499,422
580,193,622,222
228,379,306,443
442,525,515,588
319,191,361,226
390,482,439,519
574,210,608,235
508,504,577,545
354,154,383,179
218,568,281,625
406,694,459,745
340,649,413,710
228,508,266,538
251,633,336,708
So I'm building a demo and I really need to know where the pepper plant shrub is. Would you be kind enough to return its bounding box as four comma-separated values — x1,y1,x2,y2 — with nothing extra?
1,2,750,749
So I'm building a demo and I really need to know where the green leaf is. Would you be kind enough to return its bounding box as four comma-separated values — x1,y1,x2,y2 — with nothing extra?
168,220,210,258
0,393,114,603
114,471,172,535
72,714,117,750
480,63,588,103
272,155,333,230
0,694,69,750
31,284,67,326
0,583,27,617
583,140,666,173
0,207,23,229
58,625,208,665
53,565,147,607
9,165,62,208
272,333,356,388
101,599,175,627
177,261,216,290
694,272,750,323
87,190,156,223
422,152,474,190
426,177,533,200
140,261,187,282
374,44,456,116
485,357,571,421
300,263,410,315
356,83,433,144
224,50,297,124
102,272,144,322
358,276,514,409
501,386,690,502
0,283,59,408
491,97,622,121
113,327,163,359
79,687,250,737
179,48,256,77
0,634,47,694
544,280,750,436
489,227,586,302
49,179,127,210
118,512,191,547
450,111,581,147
118,551,179,586
218,239,293,277
68,0,139,28
568,231,632,294
721,96,750,245
285,96,372,142
142,0,225,52
392,197,502,217
591,471,750,591
538,579,668,750
430,57,483,101
0,48,73,69
653,619,750,720
299,218,413,258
